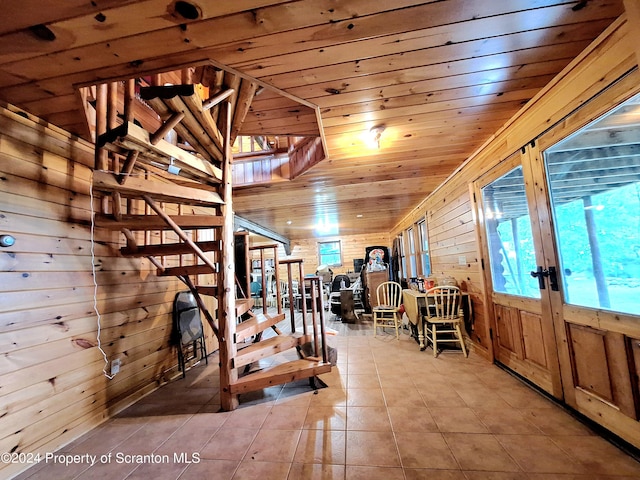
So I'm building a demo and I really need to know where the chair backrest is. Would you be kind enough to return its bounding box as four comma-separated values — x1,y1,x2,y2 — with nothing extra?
173,291,204,346
425,286,460,320
250,281,261,296
331,274,350,292
376,281,403,308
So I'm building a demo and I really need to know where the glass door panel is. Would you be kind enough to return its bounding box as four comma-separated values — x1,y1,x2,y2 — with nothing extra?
482,166,540,299
544,96,640,316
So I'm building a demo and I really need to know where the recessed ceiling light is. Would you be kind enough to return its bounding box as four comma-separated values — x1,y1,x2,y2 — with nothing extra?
356,214,363,218
286,220,292,225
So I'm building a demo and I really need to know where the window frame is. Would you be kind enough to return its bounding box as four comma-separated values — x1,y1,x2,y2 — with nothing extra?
318,240,342,267
417,219,431,276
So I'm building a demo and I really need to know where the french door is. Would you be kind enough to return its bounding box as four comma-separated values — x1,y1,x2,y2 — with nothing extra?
476,89,640,445
475,152,563,399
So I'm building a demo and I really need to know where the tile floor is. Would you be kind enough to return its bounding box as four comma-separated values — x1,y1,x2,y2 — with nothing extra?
14,315,640,480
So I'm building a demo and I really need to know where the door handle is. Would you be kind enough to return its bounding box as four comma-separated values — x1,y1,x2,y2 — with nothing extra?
530,266,559,291
530,266,547,289
548,266,559,291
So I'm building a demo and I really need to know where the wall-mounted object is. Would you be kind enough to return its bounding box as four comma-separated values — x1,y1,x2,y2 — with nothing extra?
0,235,15,247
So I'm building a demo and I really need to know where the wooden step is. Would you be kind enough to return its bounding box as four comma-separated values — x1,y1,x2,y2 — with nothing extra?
159,264,218,276
120,240,221,257
229,358,331,394
93,170,223,206
97,214,224,231
234,333,308,369
235,298,254,317
235,312,285,343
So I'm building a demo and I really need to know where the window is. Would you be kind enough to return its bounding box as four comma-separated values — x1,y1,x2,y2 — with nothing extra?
397,233,406,279
407,227,417,278
318,240,341,267
418,219,431,276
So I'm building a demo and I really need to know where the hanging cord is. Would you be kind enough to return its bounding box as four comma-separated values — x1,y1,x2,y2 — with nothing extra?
89,172,115,380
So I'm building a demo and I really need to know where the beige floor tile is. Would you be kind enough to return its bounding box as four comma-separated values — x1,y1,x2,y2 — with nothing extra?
346,387,385,406
345,431,401,467
304,405,347,430
126,461,189,480
419,384,467,407
520,408,594,436
199,427,258,461
178,459,238,479
550,435,640,476
495,434,585,474
383,385,426,407
395,432,459,469
346,406,392,431
345,465,405,479
473,407,542,435
246,429,301,463
429,407,489,433
347,373,381,389
293,429,346,465
444,433,521,472
231,460,291,480
223,404,272,429
387,405,439,433
404,469,467,480
262,405,308,430
463,472,530,480
309,386,347,407
288,463,345,479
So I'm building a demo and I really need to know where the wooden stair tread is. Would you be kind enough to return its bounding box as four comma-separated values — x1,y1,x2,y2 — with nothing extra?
235,298,254,317
235,312,285,343
234,333,307,369
97,214,223,231
92,170,223,206
98,121,222,182
160,264,218,276
120,241,222,257
229,359,331,394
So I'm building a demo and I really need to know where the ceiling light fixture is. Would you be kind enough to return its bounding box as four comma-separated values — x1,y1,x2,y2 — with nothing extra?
369,124,386,149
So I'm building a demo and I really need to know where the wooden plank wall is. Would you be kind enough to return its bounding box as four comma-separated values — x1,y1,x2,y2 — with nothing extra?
0,106,217,479
390,16,638,360
251,232,390,278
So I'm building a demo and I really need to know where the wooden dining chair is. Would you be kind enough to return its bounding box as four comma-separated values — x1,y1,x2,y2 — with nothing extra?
423,286,468,357
373,281,403,339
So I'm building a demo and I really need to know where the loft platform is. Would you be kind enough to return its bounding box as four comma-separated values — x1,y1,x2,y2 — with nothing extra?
98,120,222,183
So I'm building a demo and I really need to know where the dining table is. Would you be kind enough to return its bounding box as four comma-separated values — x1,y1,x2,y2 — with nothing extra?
402,288,472,351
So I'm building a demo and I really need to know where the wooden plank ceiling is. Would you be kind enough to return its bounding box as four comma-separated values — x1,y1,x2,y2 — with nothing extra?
0,0,625,240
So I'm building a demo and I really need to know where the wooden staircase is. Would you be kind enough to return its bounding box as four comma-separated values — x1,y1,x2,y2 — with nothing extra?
89,70,330,410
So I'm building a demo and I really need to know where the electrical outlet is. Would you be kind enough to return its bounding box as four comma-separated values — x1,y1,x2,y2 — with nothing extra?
110,358,121,376
458,255,467,266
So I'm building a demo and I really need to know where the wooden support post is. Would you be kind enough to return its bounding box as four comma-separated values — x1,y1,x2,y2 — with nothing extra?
219,100,238,411
118,150,139,184
202,88,234,111
181,67,192,85
142,195,219,274
121,228,137,250
298,261,307,336
149,112,185,145
107,81,118,129
112,191,122,221
124,78,135,124
95,83,108,171
231,80,257,145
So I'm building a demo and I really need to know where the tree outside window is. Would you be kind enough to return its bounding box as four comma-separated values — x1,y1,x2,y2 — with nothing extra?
418,220,431,276
318,240,342,267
